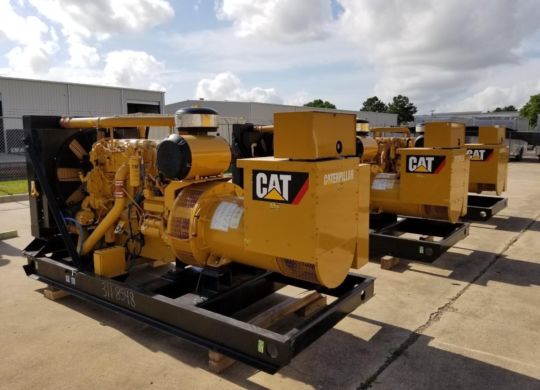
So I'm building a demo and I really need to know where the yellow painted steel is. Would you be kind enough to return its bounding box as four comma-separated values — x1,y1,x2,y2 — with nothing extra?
354,164,370,269
274,111,356,159
357,136,379,162
370,148,470,223
238,157,364,287
254,125,275,133
60,115,175,129
424,122,465,148
129,155,141,187
371,127,411,137
367,122,470,222
466,126,508,195
62,111,368,288
81,164,128,255
181,135,232,179
93,246,126,277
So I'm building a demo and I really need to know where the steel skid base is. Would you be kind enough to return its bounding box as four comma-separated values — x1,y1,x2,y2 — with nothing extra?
369,214,469,262
23,238,374,374
465,194,508,221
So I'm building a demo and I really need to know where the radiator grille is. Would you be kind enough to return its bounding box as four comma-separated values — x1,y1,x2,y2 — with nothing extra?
276,258,318,284
171,217,191,239
178,188,204,208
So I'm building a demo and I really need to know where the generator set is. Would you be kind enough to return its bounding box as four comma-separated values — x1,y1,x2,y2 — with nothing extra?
357,122,470,224
22,109,374,373
465,126,508,195
463,125,509,220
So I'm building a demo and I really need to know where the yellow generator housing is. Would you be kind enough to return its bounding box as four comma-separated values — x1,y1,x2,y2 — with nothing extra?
466,126,508,195
61,110,369,288
366,122,470,223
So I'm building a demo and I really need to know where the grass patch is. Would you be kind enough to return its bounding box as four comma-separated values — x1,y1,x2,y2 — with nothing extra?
0,179,27,195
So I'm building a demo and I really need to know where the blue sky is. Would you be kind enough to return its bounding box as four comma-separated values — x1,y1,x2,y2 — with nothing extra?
1,0,539,113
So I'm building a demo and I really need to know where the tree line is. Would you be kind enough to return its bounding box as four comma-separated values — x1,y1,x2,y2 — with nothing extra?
304,92,540,128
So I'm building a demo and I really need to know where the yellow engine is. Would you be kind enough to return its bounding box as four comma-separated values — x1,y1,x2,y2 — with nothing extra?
62,109,368,288
466,126,508,195
358,122,470,223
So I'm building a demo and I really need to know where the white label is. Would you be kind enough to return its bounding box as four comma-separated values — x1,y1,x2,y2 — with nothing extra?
371,173,396,190
210,201,244,232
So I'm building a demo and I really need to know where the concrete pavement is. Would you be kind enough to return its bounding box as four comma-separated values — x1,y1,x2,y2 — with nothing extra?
1,159,539,389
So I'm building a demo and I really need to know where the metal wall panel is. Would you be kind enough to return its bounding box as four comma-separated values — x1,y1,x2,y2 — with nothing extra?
0,78,69,116
166,100,398,127
68,84,123,116
0,77,165,118
124,89,163,104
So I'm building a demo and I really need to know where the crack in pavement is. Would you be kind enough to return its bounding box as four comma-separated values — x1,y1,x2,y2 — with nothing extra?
357,212,540,390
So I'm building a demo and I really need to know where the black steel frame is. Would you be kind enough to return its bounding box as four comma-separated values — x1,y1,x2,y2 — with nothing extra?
465,194,508,221
369,214,469,262
24,238,373,373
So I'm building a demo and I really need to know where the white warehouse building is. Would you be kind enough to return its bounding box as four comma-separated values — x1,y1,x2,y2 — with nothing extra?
0,76,164,151
0,76,164,180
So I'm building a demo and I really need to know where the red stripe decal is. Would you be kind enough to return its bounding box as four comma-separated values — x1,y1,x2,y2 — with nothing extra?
434,160,446,174
292,179,309,205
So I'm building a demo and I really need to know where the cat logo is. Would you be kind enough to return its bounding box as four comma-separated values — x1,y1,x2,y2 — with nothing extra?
467,148,493,162
253,170,309,204
406,155,446,174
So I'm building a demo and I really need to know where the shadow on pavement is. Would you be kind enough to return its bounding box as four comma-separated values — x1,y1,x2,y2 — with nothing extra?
33,280,540,389
0,240,23,257
471,215,540,233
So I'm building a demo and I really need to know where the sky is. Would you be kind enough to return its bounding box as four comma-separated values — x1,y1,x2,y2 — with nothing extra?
0,0,539,114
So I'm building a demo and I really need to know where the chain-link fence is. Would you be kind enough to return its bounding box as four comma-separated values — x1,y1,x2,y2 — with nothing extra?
0,116,26,181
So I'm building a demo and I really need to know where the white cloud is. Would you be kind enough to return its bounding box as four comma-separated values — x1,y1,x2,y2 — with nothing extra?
0,0,171,91
103,50,165,90
286,91,311,106
337,0,540,109
0,1,59,75
26,0,174,68
28,0,174,38
216,0,333,42
195,72,282,103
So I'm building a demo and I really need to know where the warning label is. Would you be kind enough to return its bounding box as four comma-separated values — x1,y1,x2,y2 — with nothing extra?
210,201,244,232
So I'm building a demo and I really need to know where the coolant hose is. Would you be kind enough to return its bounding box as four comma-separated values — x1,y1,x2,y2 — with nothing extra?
81,164,128,255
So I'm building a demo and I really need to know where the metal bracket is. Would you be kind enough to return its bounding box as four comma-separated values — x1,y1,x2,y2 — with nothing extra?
369,215,469,262
464,194,508,221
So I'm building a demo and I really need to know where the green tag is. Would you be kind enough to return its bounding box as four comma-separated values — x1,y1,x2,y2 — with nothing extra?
257,340,265,354
419,246,424,254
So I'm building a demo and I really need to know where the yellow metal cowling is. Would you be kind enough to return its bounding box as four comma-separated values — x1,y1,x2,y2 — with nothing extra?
466,126,508,195
67,110,369,288
161,111,368,288
365,122,470,223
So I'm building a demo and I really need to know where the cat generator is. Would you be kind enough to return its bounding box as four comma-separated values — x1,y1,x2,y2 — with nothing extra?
22,109,374,373
464,126,509,220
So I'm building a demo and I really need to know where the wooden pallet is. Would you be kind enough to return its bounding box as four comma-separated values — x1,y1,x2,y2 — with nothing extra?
43,286,70,301
379,255,400,270
208,291,327,374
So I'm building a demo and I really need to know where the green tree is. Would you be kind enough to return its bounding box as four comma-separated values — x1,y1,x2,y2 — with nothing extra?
493,105,517,112
361,96,387,112
304,99,336,109
520,94,540,128
387,94,418,124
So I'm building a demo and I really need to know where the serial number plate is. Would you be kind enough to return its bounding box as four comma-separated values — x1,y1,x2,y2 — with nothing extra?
101,280,136,308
